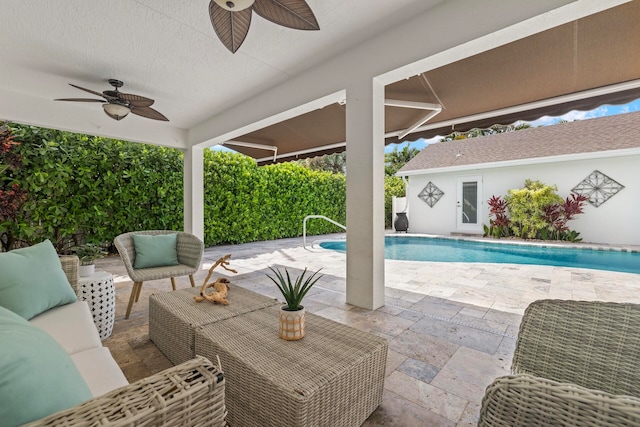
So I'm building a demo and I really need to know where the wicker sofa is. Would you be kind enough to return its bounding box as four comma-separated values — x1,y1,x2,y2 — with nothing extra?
22,255,226,427
478,299,640,426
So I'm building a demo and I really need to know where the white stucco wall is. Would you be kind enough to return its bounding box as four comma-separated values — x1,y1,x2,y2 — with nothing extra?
405,154,640,245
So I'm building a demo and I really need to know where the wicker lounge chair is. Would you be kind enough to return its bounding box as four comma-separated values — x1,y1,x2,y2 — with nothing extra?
479,299,640,426
114,230,204,319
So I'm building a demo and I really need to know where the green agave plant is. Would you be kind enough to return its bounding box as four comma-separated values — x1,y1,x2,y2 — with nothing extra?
266,266,323,311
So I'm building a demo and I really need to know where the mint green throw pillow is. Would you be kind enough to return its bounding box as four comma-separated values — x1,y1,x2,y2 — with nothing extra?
0,306,92,426
132,233,180,269
0,240,77,320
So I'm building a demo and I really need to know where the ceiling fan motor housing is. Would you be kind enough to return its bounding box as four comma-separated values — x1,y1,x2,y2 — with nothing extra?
107,79,124,89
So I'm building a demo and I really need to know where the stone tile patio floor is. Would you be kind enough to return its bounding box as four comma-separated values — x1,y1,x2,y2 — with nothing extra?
98,233,640,426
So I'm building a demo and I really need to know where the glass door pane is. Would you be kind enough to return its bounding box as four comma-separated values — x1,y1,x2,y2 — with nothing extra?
462,181,478,224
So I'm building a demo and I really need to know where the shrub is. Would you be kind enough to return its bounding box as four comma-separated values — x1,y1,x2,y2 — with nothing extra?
540,194,588,241
485,195,510,238
0,126,28,251
384,176,406,228
203,151,346,245
4,124,184,251
486,180,588,242
4,124,408,250
505,179,563,238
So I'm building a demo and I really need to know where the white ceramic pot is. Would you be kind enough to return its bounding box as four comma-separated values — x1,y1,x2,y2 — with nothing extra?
79,264,95,278
278,305,305,341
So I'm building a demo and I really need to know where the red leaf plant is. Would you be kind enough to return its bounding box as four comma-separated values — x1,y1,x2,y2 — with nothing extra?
487,195,511,237
543,193,588,238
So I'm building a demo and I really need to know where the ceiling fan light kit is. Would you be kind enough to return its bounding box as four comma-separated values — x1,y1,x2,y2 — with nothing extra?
102,103,130,121
209,0,320,53
214,0,254,11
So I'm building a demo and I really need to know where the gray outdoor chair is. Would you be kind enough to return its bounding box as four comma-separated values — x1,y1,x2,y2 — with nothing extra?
478,299,640,426
114,230,204,319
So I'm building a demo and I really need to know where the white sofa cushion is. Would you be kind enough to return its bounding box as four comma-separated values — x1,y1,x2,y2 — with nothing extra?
71,347,129,397
29,300,101,355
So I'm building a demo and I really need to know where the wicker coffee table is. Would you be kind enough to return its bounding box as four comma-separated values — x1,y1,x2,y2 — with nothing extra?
149,284,278,364
195,305,388,427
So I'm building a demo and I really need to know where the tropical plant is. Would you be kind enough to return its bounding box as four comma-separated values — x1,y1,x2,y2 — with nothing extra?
72,243,107,265
0,126,28,252
385,145,419,176
440,123,532,141
384,175,406,228
297,152,346,174
266,266,323,311
486,181,588,242
485,195,511,238
505,179,563,239
541,194,588,241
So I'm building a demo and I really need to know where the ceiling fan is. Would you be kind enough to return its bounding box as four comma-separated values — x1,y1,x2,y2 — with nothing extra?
209,0,319,53
55,79,169,122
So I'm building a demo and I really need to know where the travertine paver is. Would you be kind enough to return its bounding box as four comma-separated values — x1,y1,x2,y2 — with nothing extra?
99,232,640,426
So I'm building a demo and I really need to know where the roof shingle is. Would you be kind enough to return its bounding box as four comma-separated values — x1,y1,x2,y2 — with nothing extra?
399,111,640,173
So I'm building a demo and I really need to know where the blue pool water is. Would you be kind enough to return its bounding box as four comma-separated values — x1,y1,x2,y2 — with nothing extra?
319,236,640,274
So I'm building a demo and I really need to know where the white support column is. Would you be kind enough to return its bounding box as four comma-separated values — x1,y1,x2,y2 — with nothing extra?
183,146,204,241
345,78,386,310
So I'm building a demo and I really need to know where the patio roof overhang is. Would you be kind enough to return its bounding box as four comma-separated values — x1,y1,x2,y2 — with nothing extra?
226,1,640,164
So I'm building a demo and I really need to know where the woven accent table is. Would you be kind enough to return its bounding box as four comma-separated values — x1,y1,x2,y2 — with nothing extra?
150,284,279,365
76,271,115,340
195,305,388,427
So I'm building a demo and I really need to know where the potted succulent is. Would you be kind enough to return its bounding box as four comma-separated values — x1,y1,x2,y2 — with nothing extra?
266,266,323,341
72,243,107,277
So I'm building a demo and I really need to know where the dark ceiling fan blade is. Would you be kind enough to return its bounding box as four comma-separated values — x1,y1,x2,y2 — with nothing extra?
54,98,104,102
209,0,252,53
253,0,319,30
131,106,169,121
115,92,154,107
69,83,107,100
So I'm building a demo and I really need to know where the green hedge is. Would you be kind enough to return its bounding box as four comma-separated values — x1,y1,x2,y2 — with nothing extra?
5,125,183,251
2,125,346,250
203,151,345,245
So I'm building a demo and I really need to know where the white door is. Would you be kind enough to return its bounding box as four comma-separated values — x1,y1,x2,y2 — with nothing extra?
456,176,482,232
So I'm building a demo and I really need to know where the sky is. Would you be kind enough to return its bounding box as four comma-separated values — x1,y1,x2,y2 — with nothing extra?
388,98,640,153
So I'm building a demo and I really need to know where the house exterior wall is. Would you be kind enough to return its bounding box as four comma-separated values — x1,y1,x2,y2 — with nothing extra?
405,154,639,245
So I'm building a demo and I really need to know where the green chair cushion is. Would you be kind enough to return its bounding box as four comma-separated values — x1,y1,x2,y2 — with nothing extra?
0,306,92,426
133,233,180,269
0,240,77,320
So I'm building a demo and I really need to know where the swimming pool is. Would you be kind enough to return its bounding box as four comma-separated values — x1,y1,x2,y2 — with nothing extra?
319,236,640,274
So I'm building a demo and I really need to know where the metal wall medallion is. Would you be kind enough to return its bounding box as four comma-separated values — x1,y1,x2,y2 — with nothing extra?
418,182,444,207
571,170,625,207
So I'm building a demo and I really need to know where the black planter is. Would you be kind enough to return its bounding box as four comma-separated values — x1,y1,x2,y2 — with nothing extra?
394,212,409,232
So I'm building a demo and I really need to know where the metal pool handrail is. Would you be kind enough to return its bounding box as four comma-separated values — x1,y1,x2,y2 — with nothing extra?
303,215,346,249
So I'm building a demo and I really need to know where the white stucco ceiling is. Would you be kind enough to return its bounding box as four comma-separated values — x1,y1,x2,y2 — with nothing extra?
0,0,443,146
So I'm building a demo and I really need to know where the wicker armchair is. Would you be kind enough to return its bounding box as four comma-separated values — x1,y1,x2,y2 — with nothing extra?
24,355,227,427
114,230,204,319
479,299,640,426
